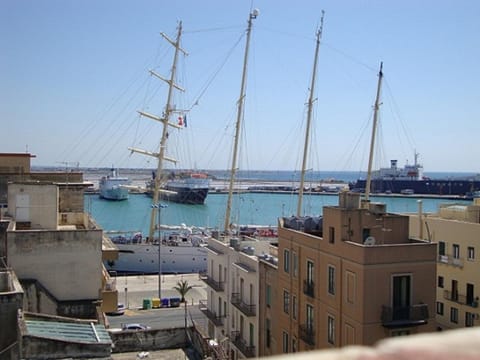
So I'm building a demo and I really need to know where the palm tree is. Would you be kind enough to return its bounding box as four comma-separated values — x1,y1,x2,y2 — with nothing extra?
173,279,193,302
173,279,193,334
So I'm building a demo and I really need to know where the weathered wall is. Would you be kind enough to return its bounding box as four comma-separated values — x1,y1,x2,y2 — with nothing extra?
0,271,23,357
7,229,103,300
109,327,188,353
21,336,112,360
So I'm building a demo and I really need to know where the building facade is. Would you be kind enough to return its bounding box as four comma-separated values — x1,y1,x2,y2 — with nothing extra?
200,236,274,359
274,192,437,354
409,199,480,330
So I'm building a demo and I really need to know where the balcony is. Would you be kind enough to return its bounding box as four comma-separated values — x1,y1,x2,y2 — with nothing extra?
443,290,479,308
198,300,225,326
199,271,224,292
303,280,315,298
437,255,464,268
231,331,255,358
381,304,429,328
298,324,315,345
231,293,256,317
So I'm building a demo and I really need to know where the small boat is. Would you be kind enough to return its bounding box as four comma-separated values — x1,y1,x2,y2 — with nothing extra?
99,168,129,200
146,171,210,205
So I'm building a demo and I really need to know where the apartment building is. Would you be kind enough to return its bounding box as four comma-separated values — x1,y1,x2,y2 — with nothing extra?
409,199,480,330
200,235,274,359
274,191,437,354
5,181,118,317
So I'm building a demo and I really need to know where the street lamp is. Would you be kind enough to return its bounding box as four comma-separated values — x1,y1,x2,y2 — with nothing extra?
152,203,168,299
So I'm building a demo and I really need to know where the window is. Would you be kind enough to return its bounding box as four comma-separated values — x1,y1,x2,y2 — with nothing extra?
307,260,314,285
465,312,475,327
327,315,335,344
307,304,314,330
266,285,271,307
292,295,297,320
453,244,460,259
282,331,289,353
293,252,298,277
328,266,335,295
468,246,475,260
450,307,458,323
266,318,271,348
329,226,335,243
436,301,444,315
438,276,444,288
451,280,458,301
283,290,290,314
284,249,290,273
438,241,446,256
346,271,356,304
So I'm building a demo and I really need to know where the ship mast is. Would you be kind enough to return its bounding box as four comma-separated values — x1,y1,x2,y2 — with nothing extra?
364,62,383,203
129,22,187,241
224,9,258,233
297,11,324,217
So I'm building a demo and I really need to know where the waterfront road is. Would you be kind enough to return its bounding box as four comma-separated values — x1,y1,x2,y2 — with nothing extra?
106,273,207,330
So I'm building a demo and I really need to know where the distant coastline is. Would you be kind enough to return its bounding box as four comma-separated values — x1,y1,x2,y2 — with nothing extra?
32,166,480,184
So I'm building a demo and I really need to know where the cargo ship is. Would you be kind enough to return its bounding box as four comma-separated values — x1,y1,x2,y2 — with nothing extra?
350,155,480,196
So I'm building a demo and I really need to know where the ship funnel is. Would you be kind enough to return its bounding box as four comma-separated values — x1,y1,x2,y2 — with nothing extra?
390,160,398,169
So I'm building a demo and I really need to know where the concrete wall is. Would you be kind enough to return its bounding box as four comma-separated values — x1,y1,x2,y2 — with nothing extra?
7,183,58,229
0,270,23,357
7,229,103,300
109,327,187,353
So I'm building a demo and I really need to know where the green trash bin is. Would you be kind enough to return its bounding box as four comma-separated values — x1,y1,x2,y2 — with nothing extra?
142,298,152,310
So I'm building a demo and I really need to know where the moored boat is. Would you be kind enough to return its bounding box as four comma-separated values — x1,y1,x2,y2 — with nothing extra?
99,168,129,200
350,156,480,196
104,22,209,275
146,171,210,205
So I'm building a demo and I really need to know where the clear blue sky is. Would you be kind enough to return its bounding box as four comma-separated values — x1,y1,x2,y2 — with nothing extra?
1,1,479,173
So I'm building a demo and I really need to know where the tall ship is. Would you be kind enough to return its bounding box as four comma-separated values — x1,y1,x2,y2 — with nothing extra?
350,154,480,196
146,171,210,205
105,22,208,274
99,168,129,200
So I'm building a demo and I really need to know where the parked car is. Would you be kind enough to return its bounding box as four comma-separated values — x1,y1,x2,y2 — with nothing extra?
122,323,151,331
106,303,126,316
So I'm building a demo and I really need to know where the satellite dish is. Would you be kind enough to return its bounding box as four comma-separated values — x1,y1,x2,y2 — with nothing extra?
364,236,376,245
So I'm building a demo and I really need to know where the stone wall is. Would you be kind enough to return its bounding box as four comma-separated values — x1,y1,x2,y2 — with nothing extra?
109,327,188,353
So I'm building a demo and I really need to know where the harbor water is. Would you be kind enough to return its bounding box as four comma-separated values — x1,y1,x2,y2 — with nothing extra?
85,191,470,234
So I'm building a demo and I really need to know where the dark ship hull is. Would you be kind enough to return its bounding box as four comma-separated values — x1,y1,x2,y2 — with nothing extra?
159,185,209,205
350,178,480,196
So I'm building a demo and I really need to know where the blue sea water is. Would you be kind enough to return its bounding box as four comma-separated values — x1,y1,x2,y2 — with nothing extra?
85,191,470,233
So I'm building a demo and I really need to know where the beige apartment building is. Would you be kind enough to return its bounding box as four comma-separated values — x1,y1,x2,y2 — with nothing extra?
199,235,274,359
274,191,437,354
0,153,118,317
409,199,480,330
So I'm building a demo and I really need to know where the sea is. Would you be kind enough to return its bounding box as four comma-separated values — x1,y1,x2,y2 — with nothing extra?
83,169,474,233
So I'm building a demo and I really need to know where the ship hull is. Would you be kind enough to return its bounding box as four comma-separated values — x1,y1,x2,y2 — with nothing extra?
160,186,209,205
350,179,480,196
100,187,129,201
105,243,208,274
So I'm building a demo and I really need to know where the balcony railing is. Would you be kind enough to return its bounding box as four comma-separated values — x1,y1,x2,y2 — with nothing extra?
231,293,256,317
303,280,315,298
198,300,225,326
298,324,315,345
199,271,224,292
231,331,256,358
381,304,429,328
443,290,478,308
437,255,464,268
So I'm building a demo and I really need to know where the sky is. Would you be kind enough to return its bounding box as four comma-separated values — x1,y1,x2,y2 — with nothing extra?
1,1,479,173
